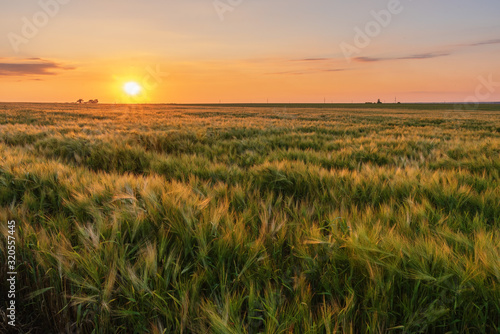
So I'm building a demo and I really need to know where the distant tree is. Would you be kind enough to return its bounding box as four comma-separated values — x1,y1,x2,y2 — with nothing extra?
77,99,84,104
377,99,382,104
87,99,99,104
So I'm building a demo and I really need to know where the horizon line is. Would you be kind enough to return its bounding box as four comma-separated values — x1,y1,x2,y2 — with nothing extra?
1,101,500,105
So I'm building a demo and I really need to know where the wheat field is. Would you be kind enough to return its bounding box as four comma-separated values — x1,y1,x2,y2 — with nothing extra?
1,103,499,333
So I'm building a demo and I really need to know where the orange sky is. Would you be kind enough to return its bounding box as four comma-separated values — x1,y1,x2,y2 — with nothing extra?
1,0,500,103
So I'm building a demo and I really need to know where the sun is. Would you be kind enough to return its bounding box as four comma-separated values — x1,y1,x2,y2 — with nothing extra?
123,81,142,96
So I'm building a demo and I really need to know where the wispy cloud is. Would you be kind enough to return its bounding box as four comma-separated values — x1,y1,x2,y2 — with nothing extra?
292,58,334,62
355,52,450,63
267,68,346,75
353,38,499,64
460,38,500,47
0,58,74,76
397,52,450,60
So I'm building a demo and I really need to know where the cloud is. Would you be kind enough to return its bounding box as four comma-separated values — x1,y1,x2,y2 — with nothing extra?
353,56,383,63
0,58,74,76
354,52,450,63
292,58,333,62
267,68,346,75
460,38,500,47
397,52,450,60
353,38,499,64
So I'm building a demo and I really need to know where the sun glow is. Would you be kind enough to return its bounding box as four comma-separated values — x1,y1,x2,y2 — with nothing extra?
123,82,142,96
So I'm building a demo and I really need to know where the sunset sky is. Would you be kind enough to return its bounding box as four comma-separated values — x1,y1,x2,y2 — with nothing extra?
1,0,499,103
